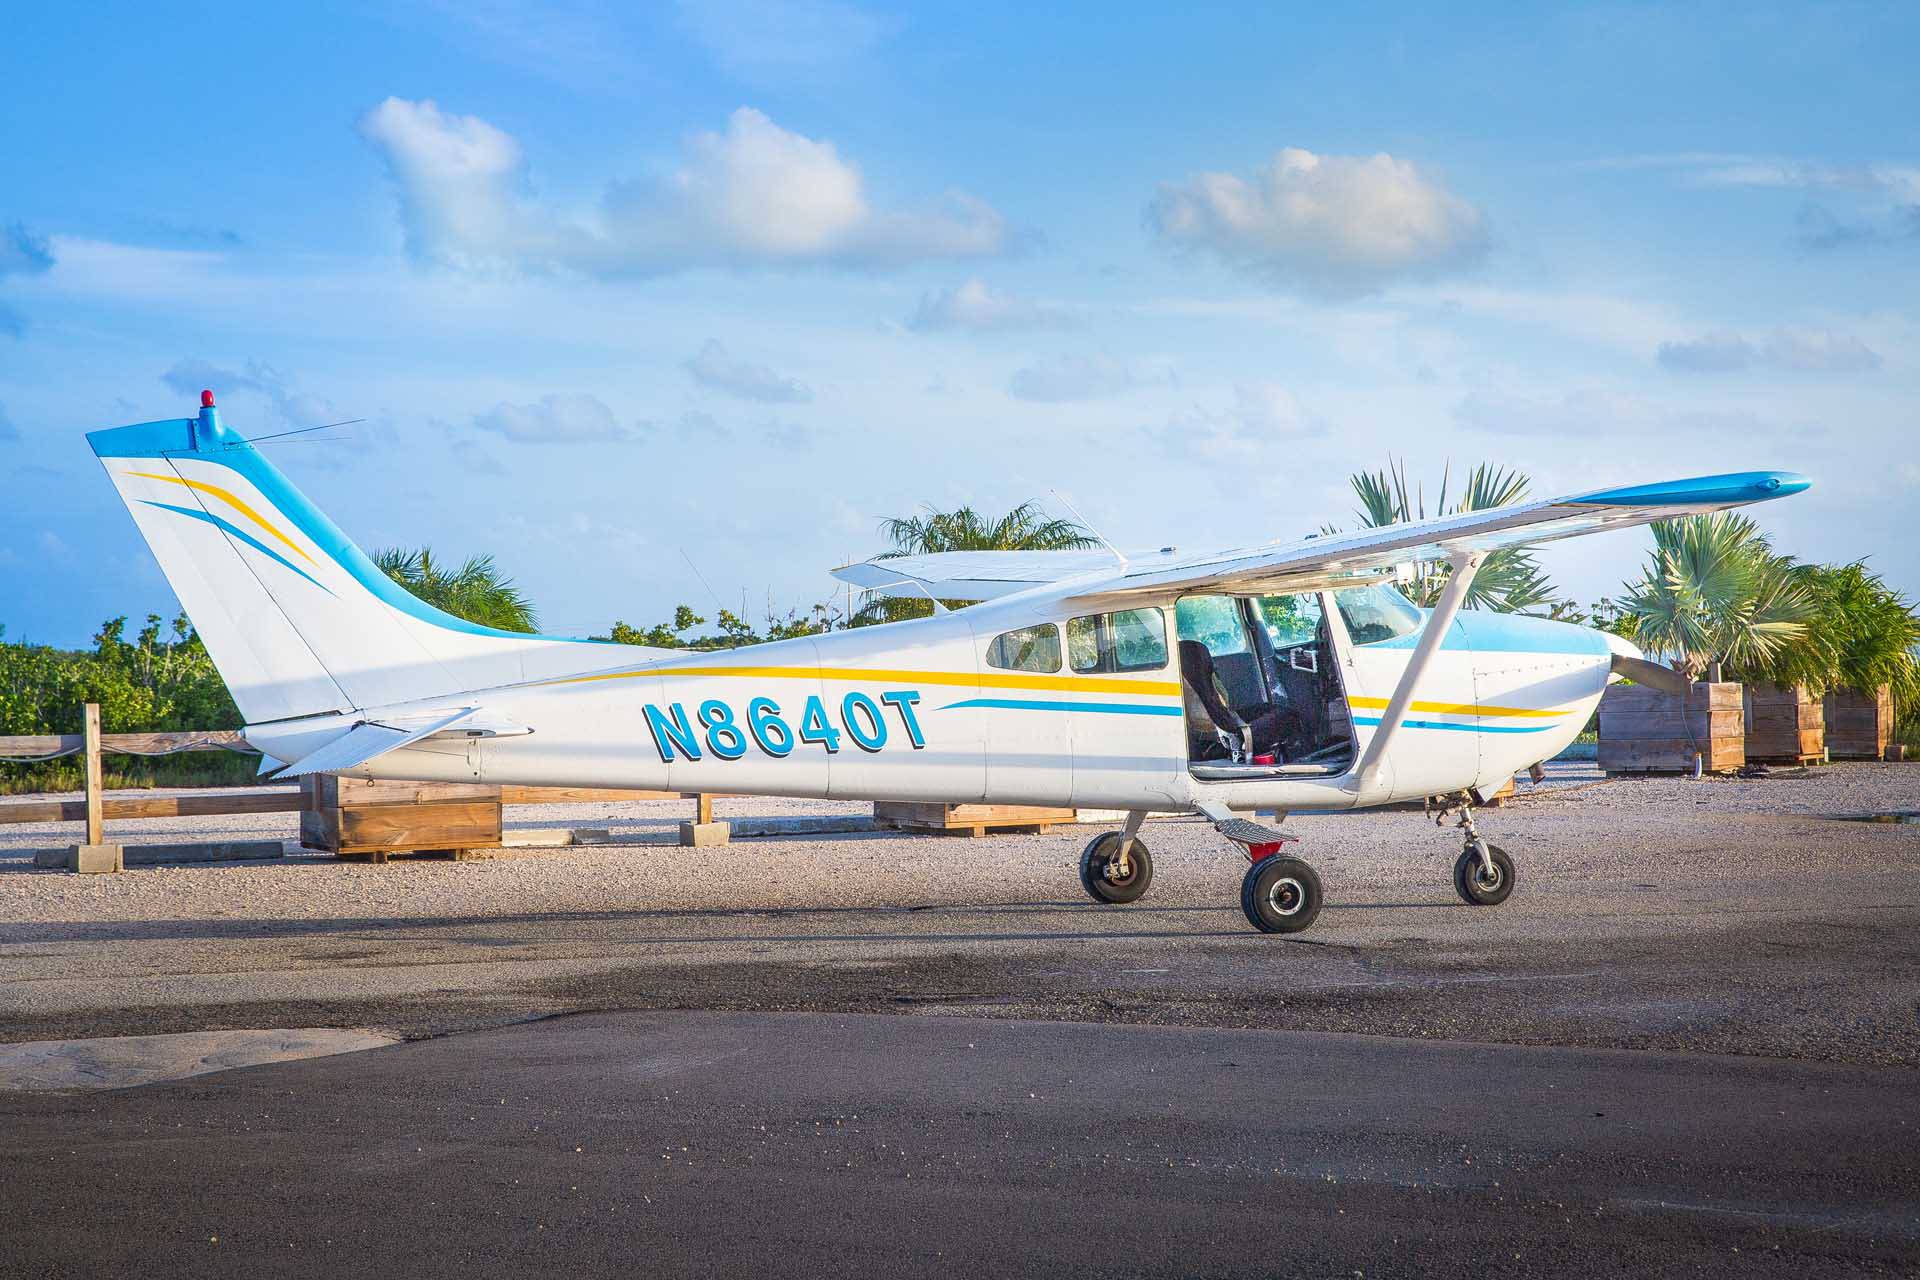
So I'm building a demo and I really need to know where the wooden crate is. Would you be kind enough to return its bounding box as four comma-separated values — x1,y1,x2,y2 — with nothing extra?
1744,683,1824,764
1597,681,1744,774
1823,685,1894,761
301,776,503,857
874,801,1077,837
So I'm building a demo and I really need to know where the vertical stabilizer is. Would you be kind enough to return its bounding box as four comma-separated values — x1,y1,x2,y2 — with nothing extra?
91,393,662,724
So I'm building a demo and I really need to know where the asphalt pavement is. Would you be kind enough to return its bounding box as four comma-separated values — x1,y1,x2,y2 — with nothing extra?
3,1011,1916,1279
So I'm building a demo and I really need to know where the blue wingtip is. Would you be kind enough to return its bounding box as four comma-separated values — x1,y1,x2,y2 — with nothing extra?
1574,471,1812,508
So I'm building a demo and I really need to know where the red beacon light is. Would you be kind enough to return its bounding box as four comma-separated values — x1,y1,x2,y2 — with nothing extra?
201,389,216,408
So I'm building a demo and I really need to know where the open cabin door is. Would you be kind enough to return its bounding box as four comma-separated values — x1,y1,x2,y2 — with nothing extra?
1176,592,1357,780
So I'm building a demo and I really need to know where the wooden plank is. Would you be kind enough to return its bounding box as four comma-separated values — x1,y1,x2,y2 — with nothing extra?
329,777,498,805
499,786,682,805
0,730,249,755
82,704,103,847
0,789,308,825
334,800,501,854
875,801,1077,832
1596,709,1742,737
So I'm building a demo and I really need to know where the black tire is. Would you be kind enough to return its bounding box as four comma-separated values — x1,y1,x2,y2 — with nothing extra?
1239,856,1323,934
1080,832,1152,904
1453,844,1516,906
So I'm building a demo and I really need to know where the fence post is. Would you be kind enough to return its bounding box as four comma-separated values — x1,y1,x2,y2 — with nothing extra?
83,703,104,847
68,702,122,872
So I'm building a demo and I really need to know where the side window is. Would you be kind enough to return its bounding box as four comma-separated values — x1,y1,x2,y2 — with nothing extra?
1068,608,1168,674
1256,593,1324,649
1174,595,1249,657
1333,584,1424,646
986,623,1062,673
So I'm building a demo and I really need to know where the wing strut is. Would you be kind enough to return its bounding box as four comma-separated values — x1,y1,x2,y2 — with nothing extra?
1352,550,1484,794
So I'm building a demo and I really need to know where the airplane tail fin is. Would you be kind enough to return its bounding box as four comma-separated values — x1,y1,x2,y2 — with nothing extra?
90,392,645,724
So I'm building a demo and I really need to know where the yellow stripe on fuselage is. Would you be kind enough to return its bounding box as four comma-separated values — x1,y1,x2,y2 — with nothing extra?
548,664,1182,697
127,471,320,568
1346,695,1568,719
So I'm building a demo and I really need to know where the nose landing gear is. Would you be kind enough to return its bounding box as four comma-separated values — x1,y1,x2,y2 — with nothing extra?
1437,793,1517,906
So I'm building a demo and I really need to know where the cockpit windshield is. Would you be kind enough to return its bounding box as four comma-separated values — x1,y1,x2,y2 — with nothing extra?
1332,583,1424,646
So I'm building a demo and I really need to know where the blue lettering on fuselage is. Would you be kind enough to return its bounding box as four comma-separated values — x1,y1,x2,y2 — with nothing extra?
643,689,926,763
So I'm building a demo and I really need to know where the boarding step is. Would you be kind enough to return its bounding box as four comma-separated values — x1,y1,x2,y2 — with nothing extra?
1208,816,1298,848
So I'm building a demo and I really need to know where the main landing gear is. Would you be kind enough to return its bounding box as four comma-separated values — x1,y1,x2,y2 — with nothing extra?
1080,810,1152,904
1436,792,1517,907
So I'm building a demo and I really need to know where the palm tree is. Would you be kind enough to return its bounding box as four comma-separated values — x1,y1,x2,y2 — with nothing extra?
373,547,538,633
878,501,1101,557
1618,513,1817,682
1336,459,1559,612
854,501,1100,624
1804,561,1920,705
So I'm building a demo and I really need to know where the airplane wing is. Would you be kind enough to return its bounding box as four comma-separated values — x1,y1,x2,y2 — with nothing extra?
831,549,1122,602
1067,470,1810,603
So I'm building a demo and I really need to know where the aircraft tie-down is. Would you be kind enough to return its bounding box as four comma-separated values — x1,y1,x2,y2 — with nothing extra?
91,392,1808,933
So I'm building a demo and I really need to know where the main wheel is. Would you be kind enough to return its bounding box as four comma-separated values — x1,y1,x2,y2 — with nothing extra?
1239,856,1323,934
1080,832,1152,904
1453,844,1516,906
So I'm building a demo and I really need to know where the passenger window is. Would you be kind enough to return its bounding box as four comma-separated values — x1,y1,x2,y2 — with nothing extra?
1067,608,1168,674
1174,595,1249,657
986,623,1062,673
1333,584,1425,646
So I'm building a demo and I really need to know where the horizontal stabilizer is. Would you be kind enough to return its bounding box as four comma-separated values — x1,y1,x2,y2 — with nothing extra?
271,707,479,778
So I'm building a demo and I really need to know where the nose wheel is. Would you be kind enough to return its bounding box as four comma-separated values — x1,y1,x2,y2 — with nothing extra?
1453,843,1515,905
1439,793,1517,906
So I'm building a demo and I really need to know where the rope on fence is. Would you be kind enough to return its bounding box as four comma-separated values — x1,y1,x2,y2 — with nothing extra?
0,739,261,765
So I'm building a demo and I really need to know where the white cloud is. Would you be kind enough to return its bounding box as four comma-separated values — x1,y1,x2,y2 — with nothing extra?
908,277,1078,333
473,393,631,443
160,358,342,429
450,440,506,474
1157,382,1321,461
676,0,894,85
1007,353,1169,402
1147,147,1489,297
1693,161,1920,203
360,99,1013,276
1658,328,1882,374
684,339,812,402
1454,387,1791,441
0,222,55,339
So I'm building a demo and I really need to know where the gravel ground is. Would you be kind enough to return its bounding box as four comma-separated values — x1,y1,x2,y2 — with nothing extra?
2,762,1917,1065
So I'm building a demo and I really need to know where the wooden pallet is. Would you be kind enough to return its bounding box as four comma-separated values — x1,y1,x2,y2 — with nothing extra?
1744,682,1824,764
300,776,502,856
873,802,1077,837
1597,681,1744,774
1824,686,1894,761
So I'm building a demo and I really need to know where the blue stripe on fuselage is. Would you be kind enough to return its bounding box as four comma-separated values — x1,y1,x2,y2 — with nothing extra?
1352,715,1558,735
941,698,1183,716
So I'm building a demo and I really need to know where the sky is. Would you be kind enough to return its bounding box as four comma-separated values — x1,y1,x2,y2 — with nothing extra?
2,1,1916,646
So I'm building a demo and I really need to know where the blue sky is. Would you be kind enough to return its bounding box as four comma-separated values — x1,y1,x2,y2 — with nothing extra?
3,1,1916,645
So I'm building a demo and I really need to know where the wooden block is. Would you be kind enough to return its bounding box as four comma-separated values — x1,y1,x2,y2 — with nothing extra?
332,799,501,854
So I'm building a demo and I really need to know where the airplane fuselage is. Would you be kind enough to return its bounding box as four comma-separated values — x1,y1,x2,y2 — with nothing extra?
248,589,1616,815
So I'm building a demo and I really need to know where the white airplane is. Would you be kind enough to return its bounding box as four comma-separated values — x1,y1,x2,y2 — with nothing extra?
91,392,1808,933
